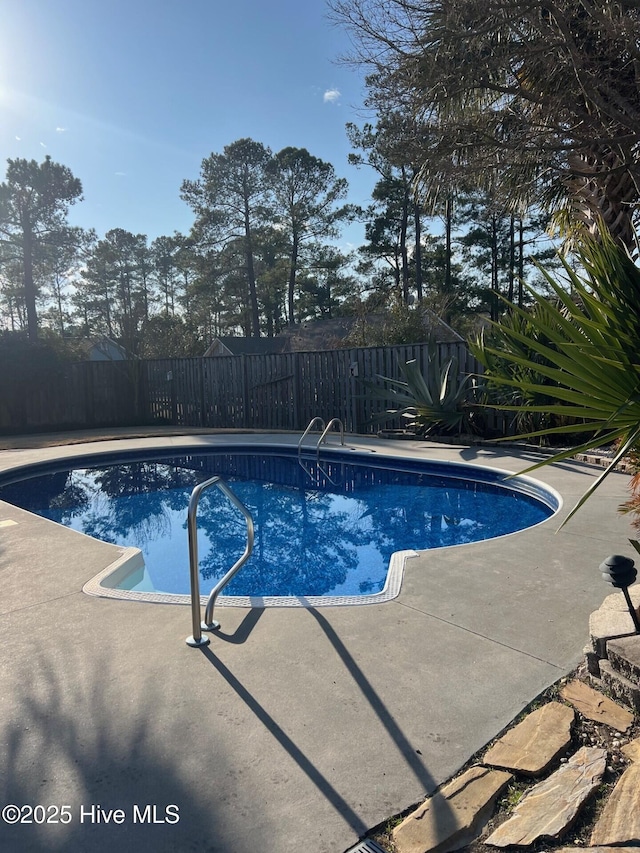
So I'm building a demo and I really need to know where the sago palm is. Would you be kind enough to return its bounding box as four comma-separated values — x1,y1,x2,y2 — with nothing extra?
471,229,640,525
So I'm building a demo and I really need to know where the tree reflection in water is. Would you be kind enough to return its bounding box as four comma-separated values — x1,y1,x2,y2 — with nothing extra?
0,453,552,597
195,482,370,596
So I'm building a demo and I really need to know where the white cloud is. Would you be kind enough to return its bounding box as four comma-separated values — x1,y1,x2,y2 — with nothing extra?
55,126,67,133
323,88,341,104
15,135,20,141
39,141,46,147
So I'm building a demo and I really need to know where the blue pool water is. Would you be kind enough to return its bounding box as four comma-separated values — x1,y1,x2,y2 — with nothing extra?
0,448,558,598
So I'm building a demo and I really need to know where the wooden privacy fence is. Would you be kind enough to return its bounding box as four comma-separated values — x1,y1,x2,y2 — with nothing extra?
0,341,509,435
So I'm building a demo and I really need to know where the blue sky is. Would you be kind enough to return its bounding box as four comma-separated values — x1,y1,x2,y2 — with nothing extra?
0,0,376,248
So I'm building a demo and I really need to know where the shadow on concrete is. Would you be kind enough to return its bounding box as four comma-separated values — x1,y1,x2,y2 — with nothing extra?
457,444,551,465
214,606,264,644
306,608,437,793
0,647,226,853
457,444,611,478
305,607,456,843
201,607,455,848
199,644,370,839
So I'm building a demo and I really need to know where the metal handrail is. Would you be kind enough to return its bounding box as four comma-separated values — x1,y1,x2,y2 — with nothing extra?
297,416,345,485
297,416,326,460
186,476,254,648
317,417,344,465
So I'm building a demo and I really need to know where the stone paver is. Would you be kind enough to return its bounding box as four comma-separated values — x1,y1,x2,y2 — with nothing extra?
559,679,634,732
622,736,640,763
599,588,640,612
483,701,574,776
555,848,640,852
588,588,640,658
599,659,640,712
484,747,607,848
589,609,638,658
392,765,512,853
590,763,640,846
607,635,640,684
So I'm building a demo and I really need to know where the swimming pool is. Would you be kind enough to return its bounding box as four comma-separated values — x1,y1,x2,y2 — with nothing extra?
0,443,560,606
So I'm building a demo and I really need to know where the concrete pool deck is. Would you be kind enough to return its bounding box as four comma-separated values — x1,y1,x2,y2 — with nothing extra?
0,430,635,853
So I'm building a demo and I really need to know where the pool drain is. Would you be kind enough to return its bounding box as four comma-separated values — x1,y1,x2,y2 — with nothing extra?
344,840,387,853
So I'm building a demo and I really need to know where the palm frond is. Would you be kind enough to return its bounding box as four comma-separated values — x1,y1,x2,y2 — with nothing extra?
472,229,640,526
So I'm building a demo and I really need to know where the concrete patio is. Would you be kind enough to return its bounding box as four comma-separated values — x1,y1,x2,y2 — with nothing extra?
0,431,635,853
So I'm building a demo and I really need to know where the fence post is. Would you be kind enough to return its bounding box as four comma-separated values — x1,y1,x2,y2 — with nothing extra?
138,360,150,424
83,362,94,427
242,355,249,428
292,352,301,430
170,365,178,424
198,359,206,427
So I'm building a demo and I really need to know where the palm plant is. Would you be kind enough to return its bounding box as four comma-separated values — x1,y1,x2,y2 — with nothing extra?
475,305,567,439
333,0,640,255
471,229,640,525
365,342,476,436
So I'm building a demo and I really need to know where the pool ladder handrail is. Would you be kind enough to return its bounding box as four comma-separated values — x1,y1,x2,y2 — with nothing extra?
186,476,254,648
297,417,345,484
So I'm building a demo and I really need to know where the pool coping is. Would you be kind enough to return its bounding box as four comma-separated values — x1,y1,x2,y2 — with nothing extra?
82,545,419,608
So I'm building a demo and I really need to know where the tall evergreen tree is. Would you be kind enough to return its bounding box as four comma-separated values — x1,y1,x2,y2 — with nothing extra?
38,228,86,335
0,257,26,331
298,246,358,320
347,121,426,305
76,228,150,354
359,172,415,304
181,139,272,336
0,156,82,340
266,147,350,325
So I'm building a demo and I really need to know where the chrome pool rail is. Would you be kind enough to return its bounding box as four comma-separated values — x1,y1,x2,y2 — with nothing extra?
297,416,326,456
318,417,345,458
297,416,345,484
186,476,254,648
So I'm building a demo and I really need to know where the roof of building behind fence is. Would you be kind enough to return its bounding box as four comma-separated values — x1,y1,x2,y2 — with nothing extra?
203,337,291,357
204,312,463,357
